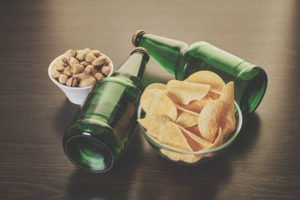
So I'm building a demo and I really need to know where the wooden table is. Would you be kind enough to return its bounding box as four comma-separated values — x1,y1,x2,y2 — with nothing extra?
1,0,299,199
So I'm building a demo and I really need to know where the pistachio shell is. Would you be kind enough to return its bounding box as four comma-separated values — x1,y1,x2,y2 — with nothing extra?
63,66,72,76
66,77,73,87
95,73,104,81
104,57,110,65
76,50,87,61
92,56,106,67
61,57,69,66
64,49,76,57
101,66,111,76
69,57,79,67
51,69,60,79
71,64,84,74
79,76,96,87
62,50,76,66
85,53,96,63
83,48,90,53
72,78,78,87
58,74,68,84
80,61,89,67
74,73,86,81
85,65,97,76
90,50,102,57
53,59,65,71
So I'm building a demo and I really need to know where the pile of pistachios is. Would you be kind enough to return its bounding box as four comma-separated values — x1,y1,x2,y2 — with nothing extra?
51,48,111,87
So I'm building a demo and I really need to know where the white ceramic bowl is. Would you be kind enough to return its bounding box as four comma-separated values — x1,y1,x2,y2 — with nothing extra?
48,53,114,106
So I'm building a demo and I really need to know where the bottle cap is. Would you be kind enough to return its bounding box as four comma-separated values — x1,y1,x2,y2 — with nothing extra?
130,47,150,61
132,30,146,47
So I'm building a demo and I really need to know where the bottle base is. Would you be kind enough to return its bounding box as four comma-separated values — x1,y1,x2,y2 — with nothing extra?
240,67,268,113
64,134,114,173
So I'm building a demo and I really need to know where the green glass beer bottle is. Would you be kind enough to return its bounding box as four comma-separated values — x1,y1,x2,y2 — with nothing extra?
63,47,149,173
132,30,267,114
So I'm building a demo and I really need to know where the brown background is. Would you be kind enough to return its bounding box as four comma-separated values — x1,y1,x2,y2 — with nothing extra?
0,0,300,199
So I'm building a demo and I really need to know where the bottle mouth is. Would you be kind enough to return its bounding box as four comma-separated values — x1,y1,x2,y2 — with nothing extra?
132,30,146,47
130,47,150,61
64,134,114,173
240,67,268,113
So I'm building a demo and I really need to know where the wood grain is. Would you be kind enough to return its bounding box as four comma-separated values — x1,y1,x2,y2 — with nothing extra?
0,0,300,199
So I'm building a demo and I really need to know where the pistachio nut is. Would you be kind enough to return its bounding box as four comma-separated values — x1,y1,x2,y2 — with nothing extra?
74,73,86,81
85,65,97,76
79,76,96,87
58,74,68,84
71,64,84,74
92,56,106,67
51,69,60,79
64,49,76,58
85,53,96,63
101,66,111,76
66,77,73,87
63,66,72,76
69,57,79,67
95,73,104,81
90,50,102,57
76,50,87,61
80,61,89,67
53,59,65,71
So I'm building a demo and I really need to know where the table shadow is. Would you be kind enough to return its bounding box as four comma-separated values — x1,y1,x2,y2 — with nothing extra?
226,113,261,159
134,155,232,200
52,99,80,136
66,131,144,200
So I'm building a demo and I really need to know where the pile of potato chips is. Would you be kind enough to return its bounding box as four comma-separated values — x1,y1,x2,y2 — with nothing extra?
138,71,236,164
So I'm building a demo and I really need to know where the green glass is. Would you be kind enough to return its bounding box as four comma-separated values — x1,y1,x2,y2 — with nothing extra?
63,48,149,173
133,30,268,114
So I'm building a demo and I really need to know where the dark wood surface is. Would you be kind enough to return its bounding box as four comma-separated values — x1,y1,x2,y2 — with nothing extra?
1,0,300,199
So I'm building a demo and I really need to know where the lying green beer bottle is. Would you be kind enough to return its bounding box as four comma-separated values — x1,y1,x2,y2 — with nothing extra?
132,30,267,113
63,47,149,173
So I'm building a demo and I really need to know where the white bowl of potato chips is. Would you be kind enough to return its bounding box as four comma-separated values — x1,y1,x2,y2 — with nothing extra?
137,71,243,165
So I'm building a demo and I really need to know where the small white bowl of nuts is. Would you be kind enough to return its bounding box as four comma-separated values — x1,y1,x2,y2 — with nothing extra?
48,48,113,105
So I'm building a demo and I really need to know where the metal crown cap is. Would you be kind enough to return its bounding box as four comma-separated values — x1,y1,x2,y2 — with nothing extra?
132,30,146,47
130,47,150,61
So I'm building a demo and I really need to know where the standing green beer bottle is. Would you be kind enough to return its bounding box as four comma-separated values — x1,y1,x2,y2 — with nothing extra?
132,30,267,113
63,47,149,173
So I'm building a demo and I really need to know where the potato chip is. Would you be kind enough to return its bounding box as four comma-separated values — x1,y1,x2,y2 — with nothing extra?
144,83,167,92
209,90,221,100
140,88,165,112
176,95,212,113
138,115,170,132
198,99,224,143
166,80,210,105
179,126,212,150
220,81,235,124
186,125,201,137
160,149,199,164
220,114,235,138
208,128,223,149
185,71,225,92
219,81,235,138
156,122,192,152
176,108,198,128
181,131,203,152
146,134,199,163
147,92,177,121
193,129,223,160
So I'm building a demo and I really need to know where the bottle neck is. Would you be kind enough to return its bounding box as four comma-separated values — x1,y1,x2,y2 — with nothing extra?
136,33,188,74
117,52,148,80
